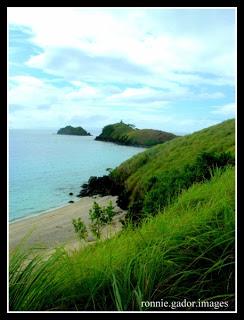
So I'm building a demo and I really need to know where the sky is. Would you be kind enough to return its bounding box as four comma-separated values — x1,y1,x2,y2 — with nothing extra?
8,7,236,134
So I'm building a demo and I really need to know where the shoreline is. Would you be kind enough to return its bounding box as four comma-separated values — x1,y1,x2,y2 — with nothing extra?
9,197,81,224
9,195,125,252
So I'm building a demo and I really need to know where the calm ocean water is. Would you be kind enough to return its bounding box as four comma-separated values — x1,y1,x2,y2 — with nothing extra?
9,129,145,221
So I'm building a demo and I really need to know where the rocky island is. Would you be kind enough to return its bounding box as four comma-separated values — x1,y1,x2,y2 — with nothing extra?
95,121,177,147
57,125,91,136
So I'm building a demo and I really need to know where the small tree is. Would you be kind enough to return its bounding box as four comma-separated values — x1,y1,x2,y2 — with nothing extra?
72,217,88,240
89,201,116,238
104,200,116,224
89,201,103,222
73,201,117,241
89,201,104,239
90,220,102,239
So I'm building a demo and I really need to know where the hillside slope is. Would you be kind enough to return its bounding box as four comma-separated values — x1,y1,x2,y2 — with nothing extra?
112,119,235,218
95,121,177,147
10,167,235,310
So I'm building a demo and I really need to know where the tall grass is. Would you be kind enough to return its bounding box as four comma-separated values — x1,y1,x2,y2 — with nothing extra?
9,167,235,311
112,119,235,208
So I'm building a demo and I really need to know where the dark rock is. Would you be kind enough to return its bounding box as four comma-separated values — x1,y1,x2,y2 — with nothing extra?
69,192,73,196
68,200,74,203
77,175,123,198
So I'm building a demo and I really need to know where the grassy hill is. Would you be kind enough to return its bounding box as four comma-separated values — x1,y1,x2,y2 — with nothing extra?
10,166,235,310
9,118,235,311
95,121,177,147
112,119,235,220
57,125,91,136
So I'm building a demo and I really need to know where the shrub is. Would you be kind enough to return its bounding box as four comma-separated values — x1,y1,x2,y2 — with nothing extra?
89,201,103,223
90,220,102,239
72,218,88,240
104,201,116,224
193,151,235,181
89,201,117,239
140,151,235,219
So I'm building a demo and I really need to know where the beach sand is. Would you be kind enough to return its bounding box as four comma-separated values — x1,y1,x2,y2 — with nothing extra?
9,196,125,253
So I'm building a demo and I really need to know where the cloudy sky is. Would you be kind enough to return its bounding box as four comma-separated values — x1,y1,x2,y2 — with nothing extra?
8,7,236,134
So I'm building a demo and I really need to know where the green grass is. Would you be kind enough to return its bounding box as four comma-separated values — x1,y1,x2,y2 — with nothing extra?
9,166,235,311
95,121,177,147
112,119,235,209
57,125,90,136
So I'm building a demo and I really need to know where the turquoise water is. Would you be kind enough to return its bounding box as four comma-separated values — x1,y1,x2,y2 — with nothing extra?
9,129,145,221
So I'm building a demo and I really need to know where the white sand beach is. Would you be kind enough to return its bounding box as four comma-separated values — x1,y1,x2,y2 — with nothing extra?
9,196,125,253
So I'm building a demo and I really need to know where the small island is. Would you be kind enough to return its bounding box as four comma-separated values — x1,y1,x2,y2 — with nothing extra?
57,125,91,136
95,121,177,147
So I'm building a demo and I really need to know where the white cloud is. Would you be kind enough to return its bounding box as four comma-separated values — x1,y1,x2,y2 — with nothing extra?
211,103,236,116
70,80,83,87
107,87,162,102
8,8,236,81
8,8,236,131
107,86,185,104
9,76,69,107
64,84,99,100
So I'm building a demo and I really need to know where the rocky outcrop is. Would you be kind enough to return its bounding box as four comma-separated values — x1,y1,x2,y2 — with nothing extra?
57,125,91,136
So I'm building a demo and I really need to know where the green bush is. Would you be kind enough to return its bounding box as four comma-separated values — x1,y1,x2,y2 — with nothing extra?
114,119,235,221
72,218,88,240
142,151,234,218
90,220,102,239
72,202,117,241
104,201,116,224
89,201,117,239
9,167,235,311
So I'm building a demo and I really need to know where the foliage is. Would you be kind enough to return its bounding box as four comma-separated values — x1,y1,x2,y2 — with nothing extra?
95,122,177,147
141,151,235,219
104,201,116,224
72,218,88,240
113,119,235,222
57,125,91,136
9,167,235,311
72,201,117,241
89,201,116,239
79,120,235,224
9,119,236,311
89,220,102,239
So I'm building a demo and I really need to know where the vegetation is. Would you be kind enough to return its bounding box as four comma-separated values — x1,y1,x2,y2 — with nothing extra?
72,218,88,241
79,119,235,223
9,119,235,311
89,201,116,239
111,119,235,222
57,125,91,136
133,150,235,223
95,121,177,147
9,167,235,311
72,201,117,240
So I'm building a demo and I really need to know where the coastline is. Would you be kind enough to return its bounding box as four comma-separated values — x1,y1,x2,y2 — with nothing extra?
9,197,81,224
9,195,125,252
95,137,148,148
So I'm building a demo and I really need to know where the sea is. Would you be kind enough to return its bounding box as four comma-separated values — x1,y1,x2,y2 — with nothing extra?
9,129,145,222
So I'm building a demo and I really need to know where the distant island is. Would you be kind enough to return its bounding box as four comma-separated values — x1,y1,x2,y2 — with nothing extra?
95,121,177,147
57,125,91,136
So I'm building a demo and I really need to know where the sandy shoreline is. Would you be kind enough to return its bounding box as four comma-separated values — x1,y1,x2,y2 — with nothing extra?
9,195,125,252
